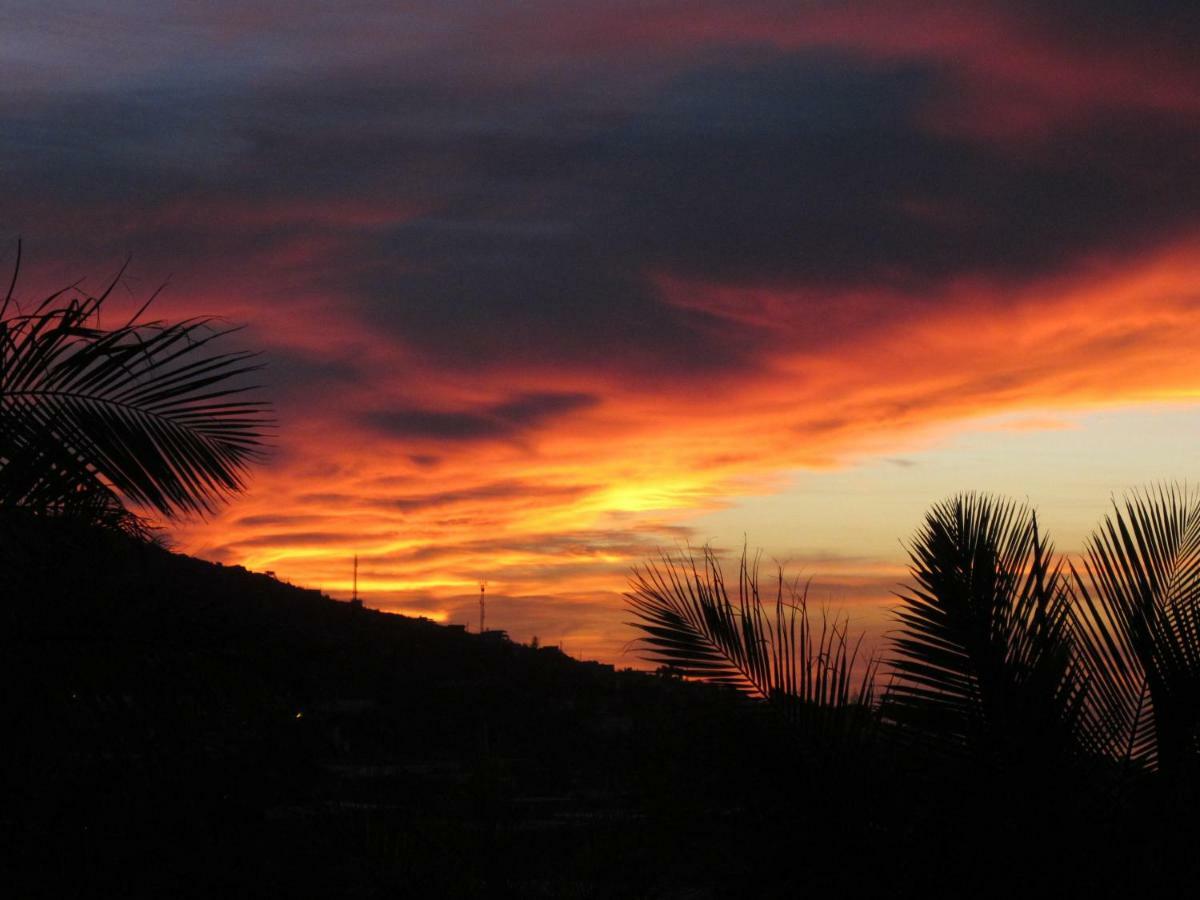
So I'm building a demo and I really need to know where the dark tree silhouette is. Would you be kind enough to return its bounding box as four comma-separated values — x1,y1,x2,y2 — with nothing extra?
882,493,1090,767
0,245,272,532
1071,484,1200,778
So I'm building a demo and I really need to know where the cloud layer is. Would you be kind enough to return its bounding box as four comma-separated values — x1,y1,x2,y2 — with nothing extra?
6,1,1200,661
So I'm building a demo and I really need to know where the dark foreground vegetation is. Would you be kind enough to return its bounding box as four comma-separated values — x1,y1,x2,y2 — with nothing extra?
5,509,1199,898
624,488,1200,898
5,258,1199,895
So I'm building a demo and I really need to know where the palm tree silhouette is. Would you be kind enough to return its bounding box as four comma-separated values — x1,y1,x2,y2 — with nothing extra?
0,245,272,533
625,488,1200,788
1071,485,1200,778
882,493,1089,767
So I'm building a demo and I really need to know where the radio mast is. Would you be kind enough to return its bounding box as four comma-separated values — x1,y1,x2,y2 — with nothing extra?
479,580,487,633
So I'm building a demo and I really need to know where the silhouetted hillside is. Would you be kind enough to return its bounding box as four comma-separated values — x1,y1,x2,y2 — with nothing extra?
2,515,772,898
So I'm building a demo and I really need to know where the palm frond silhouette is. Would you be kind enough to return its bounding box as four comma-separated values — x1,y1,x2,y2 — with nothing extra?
1070,484,1200,777
625,546,876,746
0,247,272,530
882,493,1089,765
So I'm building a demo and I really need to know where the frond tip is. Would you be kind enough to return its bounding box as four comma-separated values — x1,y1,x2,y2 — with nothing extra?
0,253,274,526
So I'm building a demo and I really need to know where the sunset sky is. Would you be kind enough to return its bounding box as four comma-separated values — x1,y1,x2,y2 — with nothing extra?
6,1,1200,663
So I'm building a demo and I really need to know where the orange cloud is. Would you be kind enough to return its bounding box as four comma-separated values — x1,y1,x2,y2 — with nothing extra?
171,236,1200,663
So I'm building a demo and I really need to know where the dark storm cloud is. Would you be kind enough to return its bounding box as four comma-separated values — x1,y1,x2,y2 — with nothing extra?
582,53,1200,292
363,392,600,442
337,49,1200,368
6,2,1200,380
1012,0,1200,39
263,349,361,396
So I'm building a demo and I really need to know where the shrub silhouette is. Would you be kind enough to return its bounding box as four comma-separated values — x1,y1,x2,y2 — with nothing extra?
0,245,272,532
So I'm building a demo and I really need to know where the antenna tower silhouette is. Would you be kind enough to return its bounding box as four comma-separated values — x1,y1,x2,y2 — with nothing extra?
479,580,487,633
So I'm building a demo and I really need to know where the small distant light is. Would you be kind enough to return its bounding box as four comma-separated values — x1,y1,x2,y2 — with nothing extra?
295,712,303,719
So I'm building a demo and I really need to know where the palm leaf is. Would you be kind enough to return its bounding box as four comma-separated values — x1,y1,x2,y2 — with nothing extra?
625,545,877,745
0,251,273,525
1070,484,1200,775
882,493,1089,764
